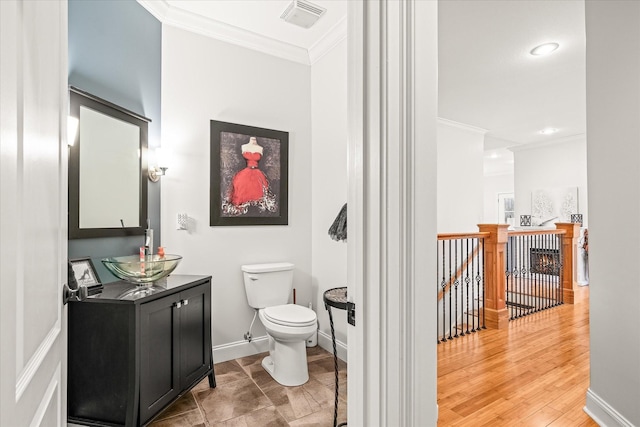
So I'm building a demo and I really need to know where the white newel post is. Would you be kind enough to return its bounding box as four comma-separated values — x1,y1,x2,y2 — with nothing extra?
347,1,439,425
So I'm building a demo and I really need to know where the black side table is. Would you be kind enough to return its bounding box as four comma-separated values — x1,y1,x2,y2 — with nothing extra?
323,287,348,427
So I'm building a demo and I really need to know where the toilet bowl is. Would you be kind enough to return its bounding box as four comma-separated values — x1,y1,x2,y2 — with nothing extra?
241,262,318,386
258,304,317,386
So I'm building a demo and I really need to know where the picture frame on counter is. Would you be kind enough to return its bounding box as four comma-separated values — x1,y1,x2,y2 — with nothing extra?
69,257,102,294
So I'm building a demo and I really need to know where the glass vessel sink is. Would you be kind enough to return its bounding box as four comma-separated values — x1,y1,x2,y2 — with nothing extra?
102,254,182,285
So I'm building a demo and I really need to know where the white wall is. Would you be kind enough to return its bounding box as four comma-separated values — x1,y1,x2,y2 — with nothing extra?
160,25,313,361
483,172,514,223
512,135,588,227
585,2,640,425
437,119,485,233
310,39,348,353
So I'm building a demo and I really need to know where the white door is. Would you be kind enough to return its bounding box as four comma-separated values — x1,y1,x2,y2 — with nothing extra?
1,1,68,426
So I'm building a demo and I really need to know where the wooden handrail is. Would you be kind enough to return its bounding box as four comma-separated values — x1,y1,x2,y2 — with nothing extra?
437,242,482,301
438,232,490,241
508,229,565,237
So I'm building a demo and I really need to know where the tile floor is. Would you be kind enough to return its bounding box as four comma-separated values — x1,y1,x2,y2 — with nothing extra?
148,346,347,426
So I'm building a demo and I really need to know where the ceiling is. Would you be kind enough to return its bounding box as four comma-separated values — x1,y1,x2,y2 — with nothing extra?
139,0,587,173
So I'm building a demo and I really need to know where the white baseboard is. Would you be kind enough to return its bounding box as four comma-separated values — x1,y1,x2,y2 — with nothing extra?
212,336,269,363
212,331,348,364
317,330,347,362
584,388,635,427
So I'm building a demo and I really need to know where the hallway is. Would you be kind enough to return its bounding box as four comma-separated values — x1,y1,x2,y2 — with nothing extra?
438,286,596,426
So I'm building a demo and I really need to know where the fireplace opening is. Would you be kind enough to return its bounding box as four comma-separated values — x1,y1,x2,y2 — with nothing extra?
530,248,561,276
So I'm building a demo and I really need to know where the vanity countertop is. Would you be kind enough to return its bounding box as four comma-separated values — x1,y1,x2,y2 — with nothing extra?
82,274,211,304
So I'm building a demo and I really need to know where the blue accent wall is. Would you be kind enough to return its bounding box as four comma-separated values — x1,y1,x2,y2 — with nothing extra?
68,0,161,282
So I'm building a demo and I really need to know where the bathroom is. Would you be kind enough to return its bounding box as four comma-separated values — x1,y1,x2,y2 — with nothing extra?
67,0,348,424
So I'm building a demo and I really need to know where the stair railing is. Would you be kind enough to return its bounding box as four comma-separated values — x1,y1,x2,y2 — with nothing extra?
438,223,580,339
437,232,488,342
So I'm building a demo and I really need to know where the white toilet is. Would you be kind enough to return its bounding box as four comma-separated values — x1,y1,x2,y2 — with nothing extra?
242,262,317,386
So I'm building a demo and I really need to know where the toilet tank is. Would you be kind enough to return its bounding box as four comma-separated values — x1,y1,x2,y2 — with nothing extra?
242,262,295,309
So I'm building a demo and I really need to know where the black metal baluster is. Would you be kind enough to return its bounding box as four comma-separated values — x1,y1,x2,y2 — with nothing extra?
478,237,487,329
448,239,453,340
558,234,563,305
544,234,549,310
440,240,446,342
465,238,471,335
529,235,542,312
523,234,528,316
454,240,459,337
522,236,535,314
518,234,523,317
471,238,477,332
515,235,521,318
508,235,513,319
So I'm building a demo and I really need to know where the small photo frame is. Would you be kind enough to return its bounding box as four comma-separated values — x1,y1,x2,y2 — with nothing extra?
520,215,532,227
571,214,583,226
69,257,102,292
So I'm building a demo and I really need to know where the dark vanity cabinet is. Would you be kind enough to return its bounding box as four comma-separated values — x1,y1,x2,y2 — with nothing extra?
68,275,215,426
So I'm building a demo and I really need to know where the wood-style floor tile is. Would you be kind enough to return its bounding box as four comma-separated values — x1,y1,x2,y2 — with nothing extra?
261,377,335,422
148,408,205,427
212,360,250,386
307,356,347,390
196,378,272,424
287,404,347,427
151,393,199,423
210,406,288,427
236,352,280,392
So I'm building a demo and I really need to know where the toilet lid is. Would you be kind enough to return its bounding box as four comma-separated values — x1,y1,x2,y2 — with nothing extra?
263,304,317,327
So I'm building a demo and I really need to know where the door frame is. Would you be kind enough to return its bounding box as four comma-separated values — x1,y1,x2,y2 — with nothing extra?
347,1,439,425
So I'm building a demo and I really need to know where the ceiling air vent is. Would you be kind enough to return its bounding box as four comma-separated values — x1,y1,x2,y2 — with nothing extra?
280,0,326,29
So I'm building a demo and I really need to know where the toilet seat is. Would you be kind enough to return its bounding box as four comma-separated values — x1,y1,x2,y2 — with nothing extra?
262,304,317,327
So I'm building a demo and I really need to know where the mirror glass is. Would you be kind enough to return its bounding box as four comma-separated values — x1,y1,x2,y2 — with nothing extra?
69,87,149,239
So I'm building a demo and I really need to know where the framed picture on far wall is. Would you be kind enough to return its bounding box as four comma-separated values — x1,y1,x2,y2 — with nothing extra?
210,120,289,226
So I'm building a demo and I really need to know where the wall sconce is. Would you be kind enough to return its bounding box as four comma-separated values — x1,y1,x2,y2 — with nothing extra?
148,147,168,182
68,116,79,146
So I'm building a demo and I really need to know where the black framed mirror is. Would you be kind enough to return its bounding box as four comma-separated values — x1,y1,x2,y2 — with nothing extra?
69,86,150,239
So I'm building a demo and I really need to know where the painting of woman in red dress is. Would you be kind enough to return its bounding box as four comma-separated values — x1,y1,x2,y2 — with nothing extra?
210,120,288,226
222,136,277,216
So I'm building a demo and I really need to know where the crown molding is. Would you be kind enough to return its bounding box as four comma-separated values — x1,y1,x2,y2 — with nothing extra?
509,133,586,152
437,117,488,134
138,0,347,66
308,16,347,64
138,0,310,65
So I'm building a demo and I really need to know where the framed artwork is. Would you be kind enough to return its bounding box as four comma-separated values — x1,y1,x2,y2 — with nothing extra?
210,120,289,226
531,187,578,224
68,257,102,293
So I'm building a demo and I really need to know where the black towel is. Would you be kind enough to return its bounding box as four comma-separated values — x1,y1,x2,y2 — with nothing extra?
328,203,347,242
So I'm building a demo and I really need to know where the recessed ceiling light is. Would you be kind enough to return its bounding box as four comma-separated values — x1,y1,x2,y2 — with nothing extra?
530,42,560,56
540,127,558,135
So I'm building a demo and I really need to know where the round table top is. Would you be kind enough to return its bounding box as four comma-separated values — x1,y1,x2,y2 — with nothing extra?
323,287,348,310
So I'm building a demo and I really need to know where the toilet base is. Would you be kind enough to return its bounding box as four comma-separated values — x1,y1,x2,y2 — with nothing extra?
261,338,309,386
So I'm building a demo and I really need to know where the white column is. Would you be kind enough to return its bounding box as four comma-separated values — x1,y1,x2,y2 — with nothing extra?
347,1,438,425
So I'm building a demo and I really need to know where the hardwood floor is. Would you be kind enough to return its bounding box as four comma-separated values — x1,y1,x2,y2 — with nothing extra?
438,285,597,426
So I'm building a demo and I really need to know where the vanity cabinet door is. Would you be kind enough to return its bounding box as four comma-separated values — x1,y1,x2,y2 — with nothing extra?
179,283,212,388
139,293,181,424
